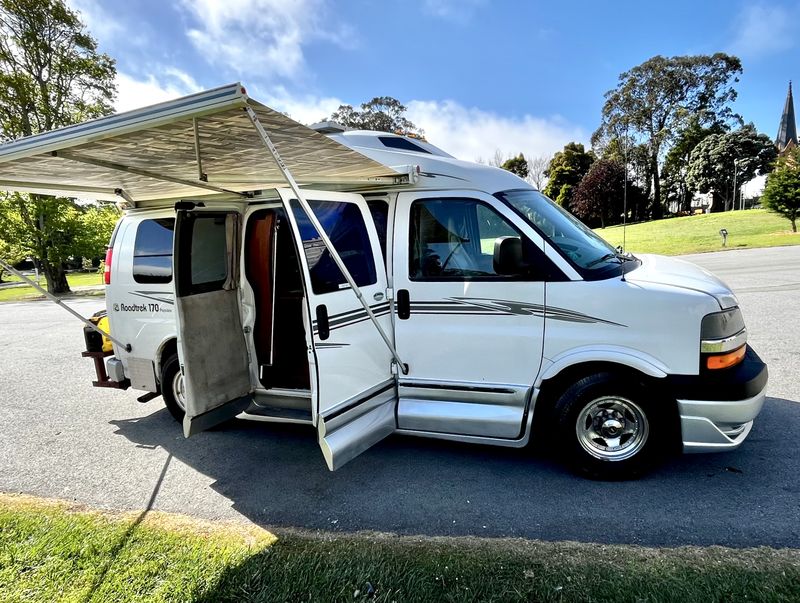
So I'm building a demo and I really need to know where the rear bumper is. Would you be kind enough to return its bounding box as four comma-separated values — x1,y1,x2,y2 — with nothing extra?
667,345,768,453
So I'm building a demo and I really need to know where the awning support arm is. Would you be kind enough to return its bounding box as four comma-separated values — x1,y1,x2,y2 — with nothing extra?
192,118,207,182
52,151,249,198
243,105,409,375
0,258,132,352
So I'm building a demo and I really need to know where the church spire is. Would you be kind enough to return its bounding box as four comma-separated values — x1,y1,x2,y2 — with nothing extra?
776,81,797,152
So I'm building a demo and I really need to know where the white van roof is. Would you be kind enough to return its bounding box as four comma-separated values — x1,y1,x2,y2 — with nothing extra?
0,83,409,204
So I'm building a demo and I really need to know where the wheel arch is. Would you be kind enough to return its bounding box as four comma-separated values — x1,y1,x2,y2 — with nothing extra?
155,336,178,387
531,358,678,449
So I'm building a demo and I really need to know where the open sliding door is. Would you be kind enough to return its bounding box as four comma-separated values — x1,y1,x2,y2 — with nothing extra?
174,208,253,437
278,189,397,470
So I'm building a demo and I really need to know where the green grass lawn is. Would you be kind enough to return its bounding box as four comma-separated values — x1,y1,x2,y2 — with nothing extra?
1,493,799,602
595,209,800,256
0,271,103,302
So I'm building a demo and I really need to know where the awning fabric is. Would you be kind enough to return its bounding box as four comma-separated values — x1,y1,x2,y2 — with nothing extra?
0,83,402,203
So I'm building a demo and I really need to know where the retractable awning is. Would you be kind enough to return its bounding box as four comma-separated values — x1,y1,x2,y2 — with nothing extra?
0,83,406,203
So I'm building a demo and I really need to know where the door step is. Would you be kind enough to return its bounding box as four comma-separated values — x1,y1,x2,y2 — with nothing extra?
242,405,313,424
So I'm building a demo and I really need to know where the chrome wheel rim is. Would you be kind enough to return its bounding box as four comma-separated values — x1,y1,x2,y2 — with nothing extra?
576,396,649,461
172,371,186,412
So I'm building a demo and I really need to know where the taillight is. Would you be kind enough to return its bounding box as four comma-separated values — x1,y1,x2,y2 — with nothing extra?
104,248,113,285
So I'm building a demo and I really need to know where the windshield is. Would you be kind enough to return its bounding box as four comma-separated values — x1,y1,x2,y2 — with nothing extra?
496,189,620,271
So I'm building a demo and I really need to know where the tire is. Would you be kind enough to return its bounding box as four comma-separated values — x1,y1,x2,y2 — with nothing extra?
161,353,186,423
553,371,669,480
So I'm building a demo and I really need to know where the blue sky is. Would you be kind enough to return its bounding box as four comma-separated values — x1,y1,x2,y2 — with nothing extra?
68,0,797,163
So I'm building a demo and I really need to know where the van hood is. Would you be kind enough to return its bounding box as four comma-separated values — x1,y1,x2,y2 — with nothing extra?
625,254,738,309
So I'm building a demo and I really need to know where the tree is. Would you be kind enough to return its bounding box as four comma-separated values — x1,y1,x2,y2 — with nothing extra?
328,96,423,136
762,147,800,232
572,159,644,228
0,193,84,279
0,0,116,293
685,125,777,212
0,235,24,281
661,118,727,213
75,203,121,260
500,153,529,178
543,142,595,211
593,54,743,220
526,154,550,190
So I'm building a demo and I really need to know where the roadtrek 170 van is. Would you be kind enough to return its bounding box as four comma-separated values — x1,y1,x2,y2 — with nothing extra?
0,84,768,479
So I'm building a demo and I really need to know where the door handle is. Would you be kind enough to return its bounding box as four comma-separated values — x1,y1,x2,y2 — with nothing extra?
316,304,330,340
397,289,410,320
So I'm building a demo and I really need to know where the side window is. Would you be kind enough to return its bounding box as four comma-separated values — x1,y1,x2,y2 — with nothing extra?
133,218,175,284
175,213,231,296
366,199,389,265
291,200,378,294
190,215,228,287
409,199,539,280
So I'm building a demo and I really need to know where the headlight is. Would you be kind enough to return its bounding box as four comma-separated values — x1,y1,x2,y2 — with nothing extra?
701,308,747,370
701,308,745,340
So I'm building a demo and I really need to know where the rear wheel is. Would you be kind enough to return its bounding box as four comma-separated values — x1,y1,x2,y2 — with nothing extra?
553,372,668,479
161,353,185,423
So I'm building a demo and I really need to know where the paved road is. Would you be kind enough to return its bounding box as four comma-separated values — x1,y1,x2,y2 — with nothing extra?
1,246,798,547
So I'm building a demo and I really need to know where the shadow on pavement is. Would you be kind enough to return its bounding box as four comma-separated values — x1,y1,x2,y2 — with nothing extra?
110,396,800,548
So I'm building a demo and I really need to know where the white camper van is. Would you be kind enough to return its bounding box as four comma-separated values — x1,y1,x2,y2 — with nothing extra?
0,84,767,479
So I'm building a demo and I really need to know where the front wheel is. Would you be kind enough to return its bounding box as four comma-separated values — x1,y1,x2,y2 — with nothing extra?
553,372,669,479
161,353,186,423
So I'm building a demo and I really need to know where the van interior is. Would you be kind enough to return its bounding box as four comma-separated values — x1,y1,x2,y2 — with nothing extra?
245,208,311,391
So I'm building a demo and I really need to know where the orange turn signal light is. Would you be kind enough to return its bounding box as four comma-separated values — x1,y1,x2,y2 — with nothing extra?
706,345,746,370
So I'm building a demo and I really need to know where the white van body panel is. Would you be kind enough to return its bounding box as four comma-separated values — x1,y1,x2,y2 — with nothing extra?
543,277,719,378
626,254,739,309
106,208,177,391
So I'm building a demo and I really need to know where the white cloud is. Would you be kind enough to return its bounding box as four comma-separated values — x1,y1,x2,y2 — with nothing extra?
422,0,486,23
67,0,148,49
179,0,353,79
729,4,795,59
256,86,345,124
112,72,585,167
406,100,586,162
115,70,202,113
67,0,123,43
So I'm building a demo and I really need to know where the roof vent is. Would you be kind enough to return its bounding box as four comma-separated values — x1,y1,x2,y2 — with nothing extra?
309,120,348,134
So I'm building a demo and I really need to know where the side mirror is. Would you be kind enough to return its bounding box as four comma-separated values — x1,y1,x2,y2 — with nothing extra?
493,236,527,275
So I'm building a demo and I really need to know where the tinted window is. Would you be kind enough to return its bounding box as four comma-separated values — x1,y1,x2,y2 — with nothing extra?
133,218,174,284
378,136,431,154
410,199,538,280
291,200,377,294
497,189,620,272
367,199,389,265
190,215,228,287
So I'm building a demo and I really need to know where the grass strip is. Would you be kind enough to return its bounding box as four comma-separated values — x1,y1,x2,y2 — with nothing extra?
0,272,103,302
1,493,799,602
595,209,800,255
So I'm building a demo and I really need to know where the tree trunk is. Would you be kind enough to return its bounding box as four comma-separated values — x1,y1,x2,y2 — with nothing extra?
42,260,70,294
651,153,662,219
792,217,797,233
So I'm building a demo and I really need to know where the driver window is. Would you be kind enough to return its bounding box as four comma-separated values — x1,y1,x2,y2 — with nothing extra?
410,198,529,280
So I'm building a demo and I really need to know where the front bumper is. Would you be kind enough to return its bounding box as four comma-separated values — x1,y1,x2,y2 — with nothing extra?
667,346,768,453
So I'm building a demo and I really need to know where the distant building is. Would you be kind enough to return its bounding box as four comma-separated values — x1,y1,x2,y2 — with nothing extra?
776,81,797,153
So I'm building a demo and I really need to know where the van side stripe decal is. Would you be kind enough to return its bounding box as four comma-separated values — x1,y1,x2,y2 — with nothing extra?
131,291,175,305
406,297,625,327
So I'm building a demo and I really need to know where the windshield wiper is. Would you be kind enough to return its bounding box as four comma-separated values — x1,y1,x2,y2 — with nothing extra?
587,251,638,268
586,252,621,268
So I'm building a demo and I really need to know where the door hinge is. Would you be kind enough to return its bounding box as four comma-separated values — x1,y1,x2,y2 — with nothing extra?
385,287,394,301
391,360,409,376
